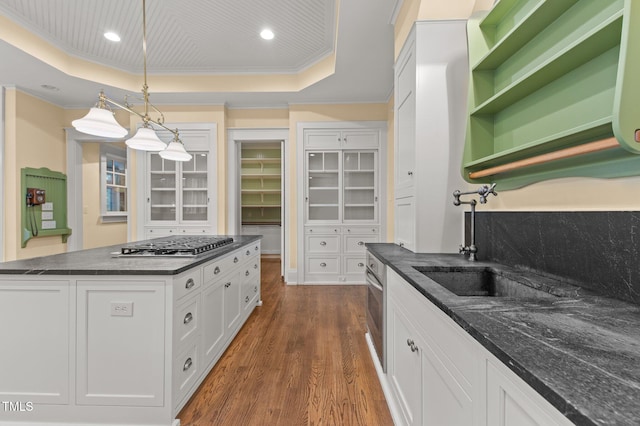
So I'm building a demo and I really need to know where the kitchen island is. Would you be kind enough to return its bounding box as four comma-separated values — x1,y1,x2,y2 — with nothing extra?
367,243,640,426
0,235,261,426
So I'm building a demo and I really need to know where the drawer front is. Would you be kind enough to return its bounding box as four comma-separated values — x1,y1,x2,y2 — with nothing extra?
243,241,261,260
344,235,378,254
175,295,200,347
174,342,200,405
306,257,340,274
174,269,202,302
180,228,210,235
344,257,367,275
203,251,239,282
306,235,340,253
305,226,341,235
344,226,379,235
146,227,178,239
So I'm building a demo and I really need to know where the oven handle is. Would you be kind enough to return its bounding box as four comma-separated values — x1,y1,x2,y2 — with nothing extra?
366,269,383,292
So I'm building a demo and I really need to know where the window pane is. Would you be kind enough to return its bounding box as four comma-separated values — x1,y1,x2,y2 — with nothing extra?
106,173,113,185
115,174,126,186
107,159,114,172
114,160,126,173
107,187,127,212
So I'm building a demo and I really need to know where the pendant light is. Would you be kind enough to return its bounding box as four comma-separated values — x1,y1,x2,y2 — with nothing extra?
72,0,191,161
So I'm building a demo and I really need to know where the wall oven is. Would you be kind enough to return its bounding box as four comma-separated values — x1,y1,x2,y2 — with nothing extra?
366,250,386,372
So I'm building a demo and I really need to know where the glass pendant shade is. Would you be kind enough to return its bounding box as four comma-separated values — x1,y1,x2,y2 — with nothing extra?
72,107,128,138
126,127,166,151
159,139,192,161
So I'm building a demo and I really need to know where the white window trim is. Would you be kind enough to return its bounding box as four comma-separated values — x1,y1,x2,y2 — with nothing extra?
100,144,128,223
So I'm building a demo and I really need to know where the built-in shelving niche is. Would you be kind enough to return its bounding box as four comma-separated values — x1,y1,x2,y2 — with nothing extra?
462,0,640,189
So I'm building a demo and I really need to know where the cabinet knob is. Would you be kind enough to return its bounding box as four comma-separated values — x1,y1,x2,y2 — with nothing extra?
254,264,258,269
358,262,364,267
357,241,364,246
254,286,258,293
399,242,405,248
320,262,327,267
255,246,259,251
245,296,250,303
183,312,193,325
225,282,231,288
245,270,250,276
185,278,195,290
320,241,327,246
408,171,413,176
406,338,418,353
214,266,221,275
246,250,251,256
233,256,239,263
183,357,193,371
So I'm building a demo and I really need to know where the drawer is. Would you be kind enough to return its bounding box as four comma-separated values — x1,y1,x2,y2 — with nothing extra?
306,235,340,253
180,228,210,235
175,295,200,347
344,257,367,275
203,250,239,282
146,227,178,238
305,226,341,235
174,342,200,405
243,242,261,260
174,269,202,302
306,257,340,274
344,235,378,253
344,226,379,235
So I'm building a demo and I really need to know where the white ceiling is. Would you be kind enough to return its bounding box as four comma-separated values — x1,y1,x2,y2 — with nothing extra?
0,0,398,108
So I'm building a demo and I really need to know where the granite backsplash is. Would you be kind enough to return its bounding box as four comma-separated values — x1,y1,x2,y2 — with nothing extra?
466,211,640,305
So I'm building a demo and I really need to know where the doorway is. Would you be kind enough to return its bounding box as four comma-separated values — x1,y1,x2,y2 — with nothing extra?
227,129,288,278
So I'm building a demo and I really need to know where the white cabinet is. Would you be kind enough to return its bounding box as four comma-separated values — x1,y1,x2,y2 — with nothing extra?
393,21,469,253
300,124,385,284
0,281,70,405
139,124,217,238
386,268,574,426
201,280,225,367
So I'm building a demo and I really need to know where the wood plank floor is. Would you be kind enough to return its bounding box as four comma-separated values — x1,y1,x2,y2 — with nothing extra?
178,257,394,425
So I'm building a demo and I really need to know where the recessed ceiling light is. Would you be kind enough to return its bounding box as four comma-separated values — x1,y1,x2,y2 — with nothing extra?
104,32,121,42
260,29,274,40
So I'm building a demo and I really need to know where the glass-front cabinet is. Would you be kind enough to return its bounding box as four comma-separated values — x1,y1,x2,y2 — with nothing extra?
343,151,376,221
140,124,216,238
307,151,340,221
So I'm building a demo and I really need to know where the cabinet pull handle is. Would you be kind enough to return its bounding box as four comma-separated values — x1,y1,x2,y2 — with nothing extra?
214,266,221,275
246,250,251,256
320,262,327,267
245,270,250,276
225,282,231,288
255,246,259,251
408,171,413,176
399,242,405,247
357,241,364,246
245,296,250,303
185,278,195,290
347,229,351,233
254,264,258,269
320,241,327,246
358,262,364,267
254,286,258,293
406,338,418,353
234,257,239,263
183,312,193,325
183,357,193,371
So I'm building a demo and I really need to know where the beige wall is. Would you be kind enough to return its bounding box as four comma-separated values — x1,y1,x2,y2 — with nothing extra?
4,89,68,260
81,142,128,249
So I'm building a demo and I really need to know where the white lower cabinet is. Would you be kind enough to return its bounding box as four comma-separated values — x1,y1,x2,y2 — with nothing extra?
0,240,261,426
386,268,573,426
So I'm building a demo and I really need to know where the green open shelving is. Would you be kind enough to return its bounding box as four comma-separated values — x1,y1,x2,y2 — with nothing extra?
463,0,640,189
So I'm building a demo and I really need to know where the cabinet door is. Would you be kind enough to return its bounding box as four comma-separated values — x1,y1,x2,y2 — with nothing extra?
343,150,377,222
307,151,340,221
202,280,225,367
341,129,379,148
148,153,177,222
394,196,415,250
304,129,341,148
389,301,423,425
181,152,209,223
395,46,417,196
223,273,242,333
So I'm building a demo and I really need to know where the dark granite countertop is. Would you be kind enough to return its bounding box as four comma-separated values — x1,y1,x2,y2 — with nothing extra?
366,243,640,426
0,235,262,276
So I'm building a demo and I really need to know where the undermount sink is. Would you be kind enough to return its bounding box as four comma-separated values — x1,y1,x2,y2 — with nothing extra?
413,266,560,298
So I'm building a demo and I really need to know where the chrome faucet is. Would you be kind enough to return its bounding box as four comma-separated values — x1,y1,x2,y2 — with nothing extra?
453,183,497,261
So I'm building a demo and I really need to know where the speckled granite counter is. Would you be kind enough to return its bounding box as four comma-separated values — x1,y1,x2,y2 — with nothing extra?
366,243,640,426
0,235,261,276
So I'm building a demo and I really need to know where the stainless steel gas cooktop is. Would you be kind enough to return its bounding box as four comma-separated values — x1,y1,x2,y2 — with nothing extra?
119,236,234,257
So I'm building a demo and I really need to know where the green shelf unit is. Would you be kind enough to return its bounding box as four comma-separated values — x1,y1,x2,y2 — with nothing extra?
240,146,282,225
463,0,640,189
21,167,72,247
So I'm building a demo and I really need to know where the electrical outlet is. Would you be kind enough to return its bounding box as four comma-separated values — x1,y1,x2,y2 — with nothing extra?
41,202,53,211
41,211,53,220
41,220,56,229
110,302,134,317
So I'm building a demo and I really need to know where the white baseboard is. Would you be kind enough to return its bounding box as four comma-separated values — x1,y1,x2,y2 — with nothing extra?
285,269,298,284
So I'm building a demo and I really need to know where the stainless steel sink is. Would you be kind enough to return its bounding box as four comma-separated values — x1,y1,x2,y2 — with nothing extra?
413,266,559,298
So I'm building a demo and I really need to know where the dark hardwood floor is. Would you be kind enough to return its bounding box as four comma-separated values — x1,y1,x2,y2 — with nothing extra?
178,257,393,425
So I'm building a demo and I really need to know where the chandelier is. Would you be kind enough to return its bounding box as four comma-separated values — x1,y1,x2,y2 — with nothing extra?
72,0,191,162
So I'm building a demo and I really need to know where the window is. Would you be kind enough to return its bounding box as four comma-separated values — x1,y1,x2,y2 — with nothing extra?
101,145,128,222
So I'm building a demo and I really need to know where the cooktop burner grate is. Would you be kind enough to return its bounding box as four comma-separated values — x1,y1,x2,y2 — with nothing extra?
120,236,234,256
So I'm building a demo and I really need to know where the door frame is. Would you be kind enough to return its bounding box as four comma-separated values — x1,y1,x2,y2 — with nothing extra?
227,128,288,278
